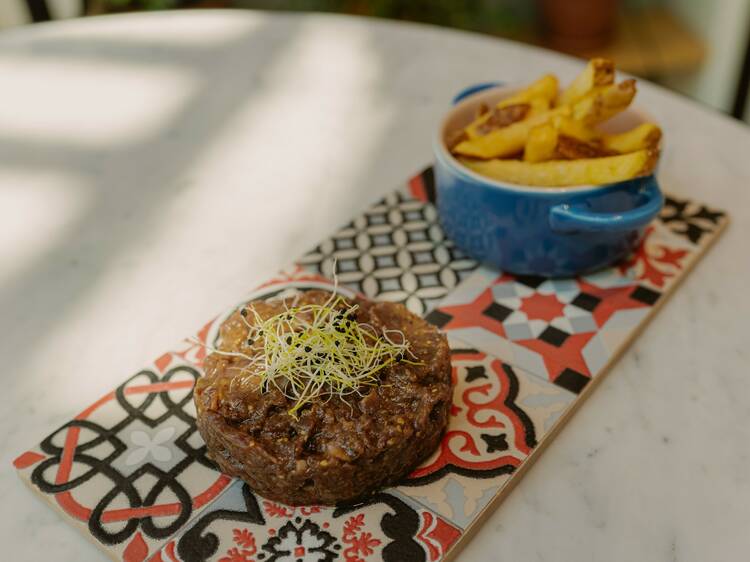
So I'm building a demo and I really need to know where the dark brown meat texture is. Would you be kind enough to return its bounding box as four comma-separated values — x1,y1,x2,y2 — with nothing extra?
194,290,452,505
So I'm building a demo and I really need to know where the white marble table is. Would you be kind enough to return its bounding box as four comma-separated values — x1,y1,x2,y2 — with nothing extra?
1,10,748,561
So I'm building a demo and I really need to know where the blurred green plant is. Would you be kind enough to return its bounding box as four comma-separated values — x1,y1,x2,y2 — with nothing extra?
102,0,181,10
96,0,535,35
236,0,534,36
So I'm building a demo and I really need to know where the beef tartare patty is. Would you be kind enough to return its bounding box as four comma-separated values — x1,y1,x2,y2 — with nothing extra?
194,290,451,505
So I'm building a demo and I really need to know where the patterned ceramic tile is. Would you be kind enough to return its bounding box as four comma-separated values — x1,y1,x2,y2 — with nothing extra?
608,221,696,294
407,168,728,395
12,269,349,562
659,194,727,245
150,480,461,562
13,168,728,562
13,358,232,562
296,189,478,316
396,338,575,528
425,266,661,393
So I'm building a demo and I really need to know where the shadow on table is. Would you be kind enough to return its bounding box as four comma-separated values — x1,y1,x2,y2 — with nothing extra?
0,12,420,382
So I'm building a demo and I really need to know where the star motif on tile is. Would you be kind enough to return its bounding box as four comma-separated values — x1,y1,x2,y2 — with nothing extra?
516,331,597,378
480,433,509,453
430,288,508,337
519,292,566,322
577,280,657,328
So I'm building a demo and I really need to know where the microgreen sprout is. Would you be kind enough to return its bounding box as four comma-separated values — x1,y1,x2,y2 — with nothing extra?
207,288,417,418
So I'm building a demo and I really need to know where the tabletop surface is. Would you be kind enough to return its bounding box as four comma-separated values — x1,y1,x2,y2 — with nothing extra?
1,10,748,562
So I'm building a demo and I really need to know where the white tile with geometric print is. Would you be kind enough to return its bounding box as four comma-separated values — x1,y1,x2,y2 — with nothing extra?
396,338,575,529
13,359,233,562
152,479,462,562
425,265,662,394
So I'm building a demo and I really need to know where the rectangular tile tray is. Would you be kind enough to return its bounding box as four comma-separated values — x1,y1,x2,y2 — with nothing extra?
14,167,728,562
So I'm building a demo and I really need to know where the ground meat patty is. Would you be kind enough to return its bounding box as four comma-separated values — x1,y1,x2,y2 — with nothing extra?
194,290,452,505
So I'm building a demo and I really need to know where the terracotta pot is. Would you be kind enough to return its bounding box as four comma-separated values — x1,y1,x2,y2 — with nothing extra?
538,0,620,50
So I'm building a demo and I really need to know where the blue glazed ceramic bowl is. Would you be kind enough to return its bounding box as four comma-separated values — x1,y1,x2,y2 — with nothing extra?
434,83,663,277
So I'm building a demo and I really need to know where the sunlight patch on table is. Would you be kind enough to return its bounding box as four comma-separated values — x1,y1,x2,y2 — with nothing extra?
0,58,196,146
0,172,89,284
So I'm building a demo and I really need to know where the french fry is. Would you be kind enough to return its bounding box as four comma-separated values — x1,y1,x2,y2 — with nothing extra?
524,124,558,163
602,123,662,153
449,58,661,186
460,149,658,187
551,115,600,143
555,135,616,159
467,103,530,138
454,105,570,159
446,129,469,150
466,96,552,139
497,74,559,108
557,58,615,107
572,79,637,126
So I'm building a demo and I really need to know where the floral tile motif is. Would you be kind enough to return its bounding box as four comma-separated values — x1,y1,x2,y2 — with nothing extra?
151,481,462,562
610,221,694,293
396,339,574,528
425,266,663,393
13,358,232,562
296,190,478,316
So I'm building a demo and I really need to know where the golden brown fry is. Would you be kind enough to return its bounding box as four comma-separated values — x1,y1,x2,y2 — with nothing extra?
557,58,615,107
466,103,529,139
556,136,617,160
497,74,558,108
465,91,553,140
454,106,570,159
551,115,600,143
602,123,662,153
460,149,658,187
524,124,558,163
572,79,637,126
446,129,469,150
473,104,530,136
463,77,557,140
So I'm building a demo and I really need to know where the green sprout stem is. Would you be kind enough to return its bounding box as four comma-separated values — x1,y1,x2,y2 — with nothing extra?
205,289,416,418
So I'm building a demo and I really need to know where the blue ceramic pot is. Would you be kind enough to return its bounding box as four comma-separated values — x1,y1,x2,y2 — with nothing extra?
433,83,663,277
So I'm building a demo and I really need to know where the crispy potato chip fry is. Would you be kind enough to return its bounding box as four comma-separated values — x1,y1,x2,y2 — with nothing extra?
602,123,662,153
455,106,570,159
524,124,558,163
572,79,636,126
557,58,615,107
460,149,658,187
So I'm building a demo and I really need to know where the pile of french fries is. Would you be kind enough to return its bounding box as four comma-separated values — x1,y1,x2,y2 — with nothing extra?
449,59,661,187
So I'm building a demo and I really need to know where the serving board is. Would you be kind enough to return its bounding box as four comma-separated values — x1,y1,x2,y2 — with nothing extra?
13,167,728,562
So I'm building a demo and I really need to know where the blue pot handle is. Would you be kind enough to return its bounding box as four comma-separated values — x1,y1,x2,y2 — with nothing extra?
452,82,504,105
549,180,664,233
